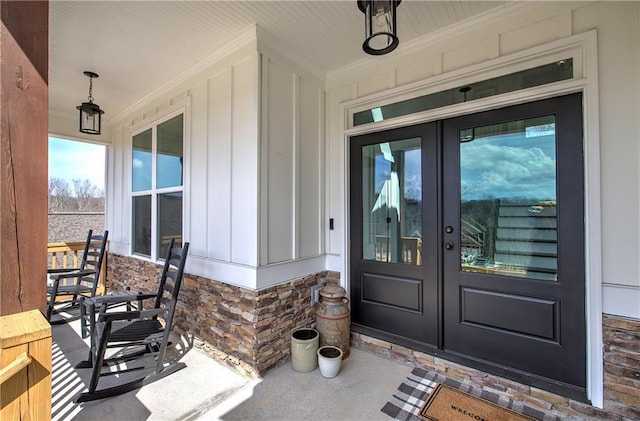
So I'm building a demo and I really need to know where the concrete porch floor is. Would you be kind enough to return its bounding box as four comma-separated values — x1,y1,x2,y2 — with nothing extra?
51,312,412,421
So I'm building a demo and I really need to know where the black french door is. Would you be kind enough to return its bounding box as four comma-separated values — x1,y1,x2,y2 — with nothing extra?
350,122,439,347
350,93,586,397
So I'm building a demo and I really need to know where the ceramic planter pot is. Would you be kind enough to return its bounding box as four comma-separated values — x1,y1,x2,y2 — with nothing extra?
317,345,343,378
291,328,319,372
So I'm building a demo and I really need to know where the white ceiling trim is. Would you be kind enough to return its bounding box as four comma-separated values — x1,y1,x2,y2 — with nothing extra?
49,1,511,130
326,1,535,84
255,25,327,83
110,24,259,125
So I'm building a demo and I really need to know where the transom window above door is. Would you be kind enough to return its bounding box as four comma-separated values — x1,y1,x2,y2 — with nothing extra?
353,58,573,127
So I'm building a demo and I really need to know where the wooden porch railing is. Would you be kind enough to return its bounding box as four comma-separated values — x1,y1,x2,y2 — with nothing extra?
47,240,107,297
374,235,422,265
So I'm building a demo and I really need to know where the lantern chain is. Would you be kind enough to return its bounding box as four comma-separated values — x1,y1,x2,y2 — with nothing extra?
87,76,94,102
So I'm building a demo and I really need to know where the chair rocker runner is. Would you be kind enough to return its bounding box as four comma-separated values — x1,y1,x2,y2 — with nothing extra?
47,230,109,322
74,239,189,403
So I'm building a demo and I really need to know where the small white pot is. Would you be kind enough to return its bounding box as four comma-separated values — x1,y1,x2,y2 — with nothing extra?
317,346,343,378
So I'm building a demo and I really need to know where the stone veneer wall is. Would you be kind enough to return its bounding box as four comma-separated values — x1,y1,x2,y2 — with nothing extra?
106,252,338,378
106,252,639,419
602,315,640,420
353,314,640,420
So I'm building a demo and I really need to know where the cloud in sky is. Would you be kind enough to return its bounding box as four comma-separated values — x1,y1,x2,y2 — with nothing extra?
461,136,556,201
369,132,556,203
49,137,106,190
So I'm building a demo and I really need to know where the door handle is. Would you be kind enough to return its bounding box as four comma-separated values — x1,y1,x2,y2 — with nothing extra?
444,242,454,250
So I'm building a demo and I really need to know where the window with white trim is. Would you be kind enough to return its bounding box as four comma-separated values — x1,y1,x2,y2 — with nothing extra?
131,113,184,260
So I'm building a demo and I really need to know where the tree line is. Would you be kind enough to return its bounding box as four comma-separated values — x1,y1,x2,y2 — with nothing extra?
48,177,105,212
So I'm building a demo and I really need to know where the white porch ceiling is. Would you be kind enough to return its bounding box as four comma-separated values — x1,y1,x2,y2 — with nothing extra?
49,1,509,126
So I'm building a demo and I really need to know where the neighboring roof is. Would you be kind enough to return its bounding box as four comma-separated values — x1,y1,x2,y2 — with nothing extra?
48,213,105,243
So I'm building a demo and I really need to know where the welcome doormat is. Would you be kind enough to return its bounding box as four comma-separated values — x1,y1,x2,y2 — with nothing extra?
381,367,559,421
419,383,536,421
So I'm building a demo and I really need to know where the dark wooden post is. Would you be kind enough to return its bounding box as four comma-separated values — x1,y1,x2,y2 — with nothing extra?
0,1,49,316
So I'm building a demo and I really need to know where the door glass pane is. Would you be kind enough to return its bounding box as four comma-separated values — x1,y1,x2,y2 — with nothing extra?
157,192,183,258
157,114,184,189
132,195,151,257
362,138,422,265
460,116,558,281
132,129,152,191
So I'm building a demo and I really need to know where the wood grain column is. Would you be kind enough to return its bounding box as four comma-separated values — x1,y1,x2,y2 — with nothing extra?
0,1,49,316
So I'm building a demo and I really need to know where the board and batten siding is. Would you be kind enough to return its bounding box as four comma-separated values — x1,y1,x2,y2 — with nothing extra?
99,37,324,290
261,57,324,266
189,55,260,268
49,2,639,316
325,1,640,320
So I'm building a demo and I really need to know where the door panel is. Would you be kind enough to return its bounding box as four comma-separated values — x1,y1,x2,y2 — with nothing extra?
350,123,439,345
460,288,558,340
362,273,422,311
443,93,585,388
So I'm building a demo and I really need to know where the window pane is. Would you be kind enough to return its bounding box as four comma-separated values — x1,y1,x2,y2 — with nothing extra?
362,137,422,265
133,195,151,257
158,192,183,258
132,129,152,191
354,59,573,126
157,114,184,189
460,116,558,281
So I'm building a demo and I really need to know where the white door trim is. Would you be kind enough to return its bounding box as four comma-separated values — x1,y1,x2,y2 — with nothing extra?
340,30,602,407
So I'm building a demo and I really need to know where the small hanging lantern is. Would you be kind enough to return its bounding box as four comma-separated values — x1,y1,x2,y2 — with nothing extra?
76,71,105,135
357,0,401,55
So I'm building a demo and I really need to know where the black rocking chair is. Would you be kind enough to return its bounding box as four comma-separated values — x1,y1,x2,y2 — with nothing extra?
47,230,109,322
74,238,189,403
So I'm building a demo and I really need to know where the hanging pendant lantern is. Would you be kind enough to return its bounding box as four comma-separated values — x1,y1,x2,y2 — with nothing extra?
357,0,401,55
77,71,105,135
